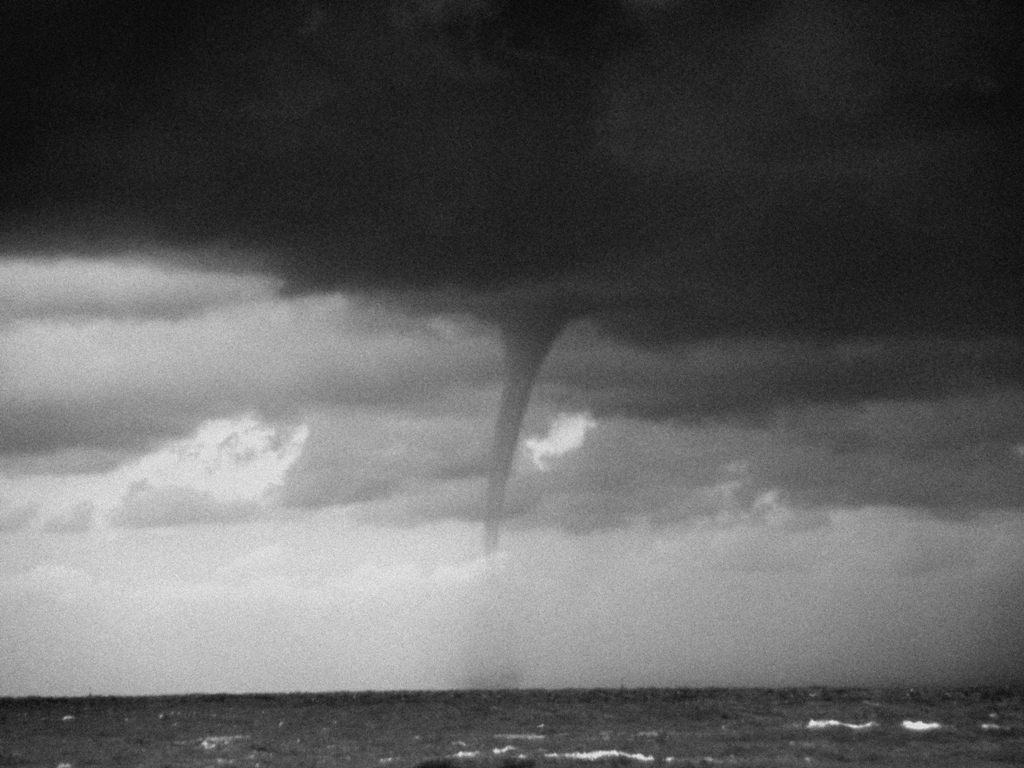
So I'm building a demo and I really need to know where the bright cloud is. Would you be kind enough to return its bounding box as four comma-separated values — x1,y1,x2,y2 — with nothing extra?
126,416,308,504
0,416,308,531
107,416,309,527
525,412,598,471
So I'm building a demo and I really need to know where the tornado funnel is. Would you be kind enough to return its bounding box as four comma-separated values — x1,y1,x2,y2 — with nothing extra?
483,302,571,555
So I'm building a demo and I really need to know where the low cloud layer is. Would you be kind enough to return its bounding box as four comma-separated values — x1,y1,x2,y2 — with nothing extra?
2,260,1022,532
1,511,1021,694
0,256,279,321
0,285,498,458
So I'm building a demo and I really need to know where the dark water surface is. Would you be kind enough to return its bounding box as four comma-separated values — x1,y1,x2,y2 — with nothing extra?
1,688,1022,767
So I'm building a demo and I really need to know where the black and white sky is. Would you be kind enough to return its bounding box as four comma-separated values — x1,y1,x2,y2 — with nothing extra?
1,0,1022,694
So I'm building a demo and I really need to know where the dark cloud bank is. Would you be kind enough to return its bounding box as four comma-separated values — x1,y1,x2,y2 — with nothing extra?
2,0,1023,532
3,0,1021,329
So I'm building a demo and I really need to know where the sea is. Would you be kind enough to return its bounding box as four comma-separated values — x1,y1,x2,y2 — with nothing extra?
1,688,1021,768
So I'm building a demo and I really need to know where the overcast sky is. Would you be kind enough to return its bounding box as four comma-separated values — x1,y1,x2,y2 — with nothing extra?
1,0,1023,695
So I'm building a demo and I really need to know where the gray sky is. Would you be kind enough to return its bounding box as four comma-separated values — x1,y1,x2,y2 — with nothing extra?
1,0,1022,694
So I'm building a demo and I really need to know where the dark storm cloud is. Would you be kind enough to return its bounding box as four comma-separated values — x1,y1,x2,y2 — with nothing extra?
279,409,489,510
758,434,1024,515
2,0,1021,340
751,394,1024,516
542,328,1023,421
501,392,1024,534
274,370,1024,527
0,396,219,460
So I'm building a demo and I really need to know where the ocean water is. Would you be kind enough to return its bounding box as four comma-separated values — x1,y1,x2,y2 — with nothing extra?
1,688,1021,767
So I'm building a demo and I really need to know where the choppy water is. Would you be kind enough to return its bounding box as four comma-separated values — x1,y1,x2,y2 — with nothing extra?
1,688,1021,767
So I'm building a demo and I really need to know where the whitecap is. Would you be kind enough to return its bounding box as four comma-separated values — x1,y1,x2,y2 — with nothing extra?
495,733,546,740
902,721,941,731
543,750,655,762
807,720,876,730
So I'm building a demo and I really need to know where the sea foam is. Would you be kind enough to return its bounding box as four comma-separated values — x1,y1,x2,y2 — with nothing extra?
544,750,655,762
807,719,876,730
902,721,941,732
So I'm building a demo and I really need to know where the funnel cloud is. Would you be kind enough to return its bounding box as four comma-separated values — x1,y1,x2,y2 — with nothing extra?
485,303,572,553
